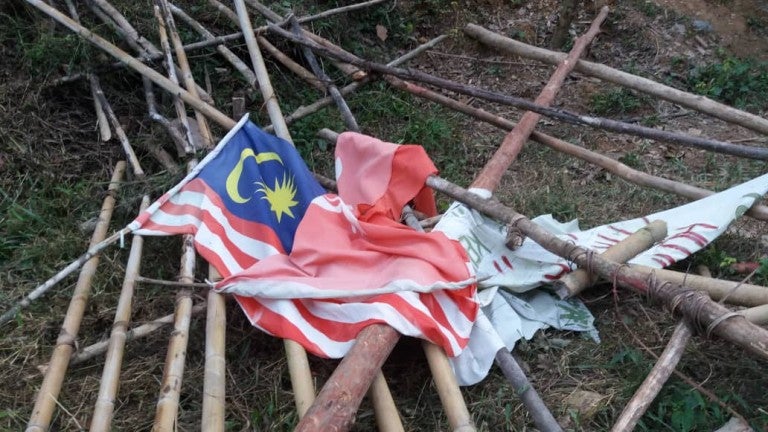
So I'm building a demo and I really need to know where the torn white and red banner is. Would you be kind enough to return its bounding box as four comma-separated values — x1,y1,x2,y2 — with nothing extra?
439,174,768,385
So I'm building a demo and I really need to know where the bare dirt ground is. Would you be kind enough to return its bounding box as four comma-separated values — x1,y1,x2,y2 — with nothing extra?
1,0,767,430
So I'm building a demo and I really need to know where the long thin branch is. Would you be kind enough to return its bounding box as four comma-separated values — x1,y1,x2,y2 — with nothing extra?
268,25,768,161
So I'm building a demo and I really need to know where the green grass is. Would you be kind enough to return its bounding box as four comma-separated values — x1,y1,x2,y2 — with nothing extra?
688,57,768,112
590,88,646,116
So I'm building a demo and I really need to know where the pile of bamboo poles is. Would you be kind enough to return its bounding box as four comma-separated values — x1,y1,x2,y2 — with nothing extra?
9,0,768,430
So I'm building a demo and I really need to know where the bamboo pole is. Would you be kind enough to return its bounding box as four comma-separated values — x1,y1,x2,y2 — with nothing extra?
368,372,405,432
463,24,768,136
232,0,291,140
66,303,207,367
142,77,189,162
26,162,126,432
421,341,476,432
268,25,768,161
153,158,197,430
89,196,150,431
741,303,768,325
156,0,213,149
555,220,668,297
92,78,146,178
382,76,768,222
152,4,196,154
25,0,235,129
201,268,226,431
425,175,768,361
473,5,609,191
169,2,258,89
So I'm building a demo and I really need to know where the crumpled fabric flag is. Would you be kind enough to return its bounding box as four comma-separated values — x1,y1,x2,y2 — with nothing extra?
437,173,768,385
218,131,478,357
131,116,477,358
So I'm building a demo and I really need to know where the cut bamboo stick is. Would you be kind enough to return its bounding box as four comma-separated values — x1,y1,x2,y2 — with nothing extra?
473,6,608,191
463,24,768,136
555,220,668,298
741,303,768,325
142,77,189,161
206,0,239,23
152,4,196,154
26,162,126,432
25,0,235,129
66,303,207,367
422,341,476,432
91,77,146,178
368,371,405,432
268,25,768,161
156,0,213,149
382,76,768,222
89,196,149,431
169,2,258,89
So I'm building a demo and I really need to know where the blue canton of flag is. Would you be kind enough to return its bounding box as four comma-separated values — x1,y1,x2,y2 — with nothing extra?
129,115,325,277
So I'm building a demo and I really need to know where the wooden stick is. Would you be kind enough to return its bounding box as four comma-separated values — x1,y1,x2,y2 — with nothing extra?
555,220,668,298
626,265,768,307
268,25,768,161
169,2,258,89
233,0,291,140
156,0,214,149
382,76,768,222
89,196,149,430
206,0,240,23
92,77,146,178
425,175,768,360
421,341,476,432
152,4,196,154
25,0,235,129
290,16,359,131
611,321,694,432
65,303,207,367
473,6,609,191
368,371,405,432
26,162,126,432
135,276,211,288
202,268,226,431
494,349,562,432
741,303,768,325
257,35,326,91
298,0,388,23
463,24,768,136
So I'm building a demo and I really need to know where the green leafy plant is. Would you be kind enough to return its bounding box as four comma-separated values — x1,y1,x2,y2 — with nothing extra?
688,57,768,112
590,88,644,115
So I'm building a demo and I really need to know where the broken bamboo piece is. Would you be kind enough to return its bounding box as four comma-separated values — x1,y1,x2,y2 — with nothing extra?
268,25,768,160
257,35,326,92
463,24,768,136
554,220,668,298
91,77,146,178
382,76,768,222
424,175,768,361
473,5,609,191
142,77,189,163
89,196,149,431
26,162,126,432
156,0,213,149
202,268,226,431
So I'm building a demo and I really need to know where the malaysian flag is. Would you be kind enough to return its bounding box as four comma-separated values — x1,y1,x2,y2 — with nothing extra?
130,117,478,358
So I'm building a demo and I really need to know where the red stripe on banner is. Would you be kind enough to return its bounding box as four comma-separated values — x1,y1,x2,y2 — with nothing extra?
660,243,692,255
195,242,236,279
597,233,620,244
292,300,382,342
608,225,634,235
677,222,718,231
235,296,329,356
652,253,676,267
668,231,708,247
502,255,513,270
417,291,473,348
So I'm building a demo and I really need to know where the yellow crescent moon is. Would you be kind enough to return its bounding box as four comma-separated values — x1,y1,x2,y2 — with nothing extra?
225,148,283,204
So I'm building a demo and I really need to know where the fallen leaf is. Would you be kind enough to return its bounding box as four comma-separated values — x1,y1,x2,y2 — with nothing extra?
376,24,388,42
